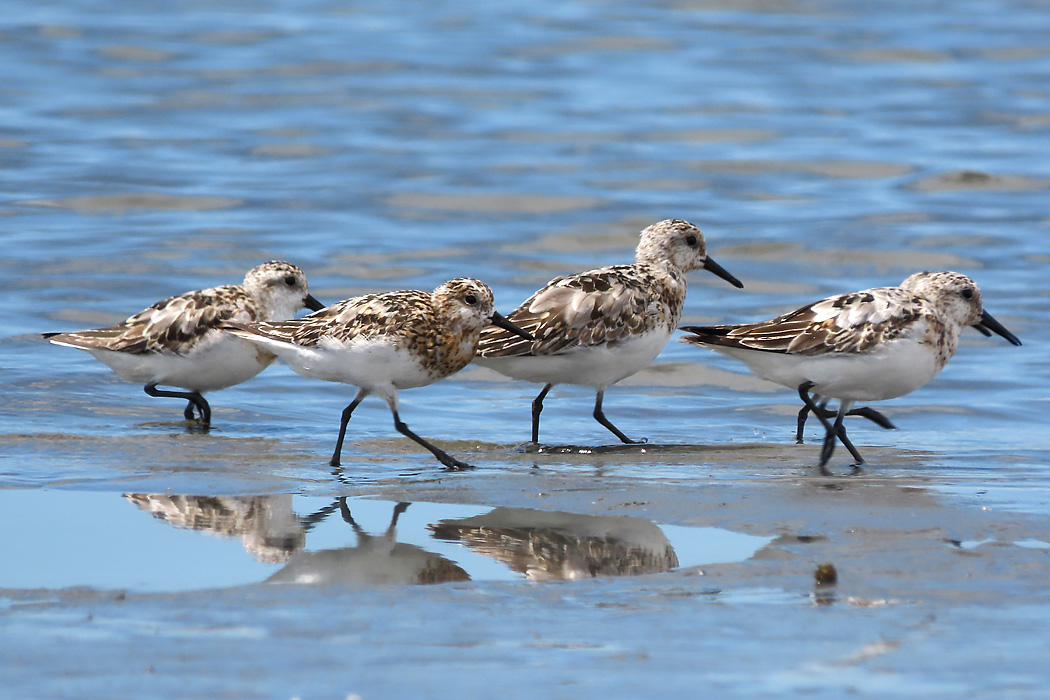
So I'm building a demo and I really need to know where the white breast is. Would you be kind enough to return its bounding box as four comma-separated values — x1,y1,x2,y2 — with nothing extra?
474,327,673,389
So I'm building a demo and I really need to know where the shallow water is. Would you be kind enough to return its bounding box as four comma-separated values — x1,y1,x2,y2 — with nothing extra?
2,491,772,590
2,0,1050,697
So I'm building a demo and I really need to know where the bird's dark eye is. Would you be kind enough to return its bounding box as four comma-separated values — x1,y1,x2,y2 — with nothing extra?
284,275,297,287
685,235,698,247
464,294,478,305
961,288,973,299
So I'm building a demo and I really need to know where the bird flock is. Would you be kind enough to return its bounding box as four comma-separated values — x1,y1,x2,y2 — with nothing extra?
43,220,1021,474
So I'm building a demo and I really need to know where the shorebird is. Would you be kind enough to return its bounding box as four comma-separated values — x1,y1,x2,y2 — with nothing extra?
223,277,533,469
680,271,1021,473
475,219,743,445
44,261,324,425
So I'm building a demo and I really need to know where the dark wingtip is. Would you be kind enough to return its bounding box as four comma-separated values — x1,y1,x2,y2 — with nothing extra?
677,325,716,345
703,256,744,289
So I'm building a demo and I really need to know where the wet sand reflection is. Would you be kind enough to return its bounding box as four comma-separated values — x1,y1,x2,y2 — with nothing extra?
125,493,305,564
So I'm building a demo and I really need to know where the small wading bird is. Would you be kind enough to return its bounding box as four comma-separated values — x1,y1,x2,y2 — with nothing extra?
680,271,1021,474
475,219,743,445
223,277,533,470
43,261,324,426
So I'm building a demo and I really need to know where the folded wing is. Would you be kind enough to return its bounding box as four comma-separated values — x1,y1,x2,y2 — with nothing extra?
46,286,255,355
681,287,924,356
478,267,660,357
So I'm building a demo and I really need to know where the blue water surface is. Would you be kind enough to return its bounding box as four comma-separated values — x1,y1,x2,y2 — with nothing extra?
1,0,1049,697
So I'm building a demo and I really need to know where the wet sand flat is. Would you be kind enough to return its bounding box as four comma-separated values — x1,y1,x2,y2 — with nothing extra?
3,445,1050,699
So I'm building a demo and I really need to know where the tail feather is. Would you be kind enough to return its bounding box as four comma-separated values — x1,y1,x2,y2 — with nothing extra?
42,329,135,351
680,323,800,354
219,320,264,340
219,320,303,351
679,324,738,347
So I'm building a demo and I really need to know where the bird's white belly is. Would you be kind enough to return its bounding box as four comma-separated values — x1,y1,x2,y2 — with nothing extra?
274,337,436,391
475,329,672,389
90,333,275,392
717,339,943,402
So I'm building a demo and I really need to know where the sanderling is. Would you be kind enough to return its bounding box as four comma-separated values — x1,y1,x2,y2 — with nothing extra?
680,271,1021,473
222,277,533,469
43,261,324,425
474,219,743,445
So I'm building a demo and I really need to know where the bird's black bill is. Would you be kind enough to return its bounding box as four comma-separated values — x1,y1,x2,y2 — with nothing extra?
974,310,1021,346
304,294,326,312
490,311,535,341
703,256,744,289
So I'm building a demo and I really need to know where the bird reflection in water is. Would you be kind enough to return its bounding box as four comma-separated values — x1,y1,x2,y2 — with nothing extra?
125,493,305,563
267,499,470,586
429,507,679,580
125,495,681,584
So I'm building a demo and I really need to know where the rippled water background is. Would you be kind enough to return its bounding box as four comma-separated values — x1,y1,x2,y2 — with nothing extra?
2,0,1049,697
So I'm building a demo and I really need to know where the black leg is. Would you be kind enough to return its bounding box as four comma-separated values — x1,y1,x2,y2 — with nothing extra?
392,409,474,470
797,382,825,426
796,396,829,443
799,383,845,474
330,390,368,468
817,405,896,431
531,383,553,443
191,394,209,424
817,401,866,474
184,401,196,421
144,383,211,425
795,404,810,444
795,384,825,444
593,390,645,445
834,421,866,465
800,403,896,438
797,384,831,442
818,404,847,469
847,407,896,431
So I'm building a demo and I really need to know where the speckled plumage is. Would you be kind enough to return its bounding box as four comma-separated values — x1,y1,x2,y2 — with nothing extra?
475,219,742,444
477,263,687,359
230,281,490,382
681,271,1021,471
46,261,317,357
43,261,323,424
223,277,532,469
